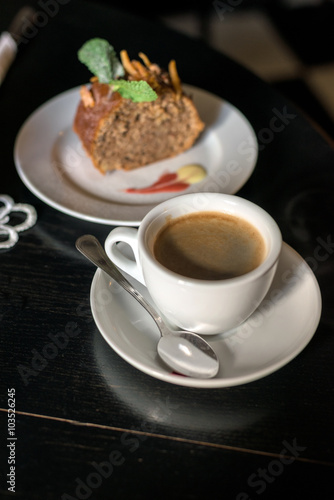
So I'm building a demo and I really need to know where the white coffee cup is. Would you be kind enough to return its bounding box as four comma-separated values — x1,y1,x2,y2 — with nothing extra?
105,193,282,336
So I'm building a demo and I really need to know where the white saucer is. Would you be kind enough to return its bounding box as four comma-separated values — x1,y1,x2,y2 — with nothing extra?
14,85,258,226
90,243,321,388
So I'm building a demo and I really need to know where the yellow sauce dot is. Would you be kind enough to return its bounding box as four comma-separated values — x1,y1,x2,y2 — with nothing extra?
176,164,207,184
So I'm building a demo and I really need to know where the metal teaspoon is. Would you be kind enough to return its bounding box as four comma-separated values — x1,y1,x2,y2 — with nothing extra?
76,234,219,379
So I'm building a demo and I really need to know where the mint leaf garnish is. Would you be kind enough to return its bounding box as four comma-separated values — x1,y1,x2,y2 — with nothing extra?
111,80,157,102
78,38,124,83
78,38,158,102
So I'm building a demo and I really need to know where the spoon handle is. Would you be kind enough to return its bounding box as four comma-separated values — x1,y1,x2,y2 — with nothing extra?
76,235,166,334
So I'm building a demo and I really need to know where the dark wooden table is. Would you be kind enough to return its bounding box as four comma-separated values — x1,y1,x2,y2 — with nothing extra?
1,1,333,498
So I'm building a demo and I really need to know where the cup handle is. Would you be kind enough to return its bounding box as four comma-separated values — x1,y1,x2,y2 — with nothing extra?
104,227,145,285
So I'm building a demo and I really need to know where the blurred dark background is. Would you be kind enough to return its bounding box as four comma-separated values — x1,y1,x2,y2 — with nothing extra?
1,0,334,140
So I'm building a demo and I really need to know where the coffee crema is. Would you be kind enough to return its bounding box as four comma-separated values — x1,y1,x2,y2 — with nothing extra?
153,211,266,280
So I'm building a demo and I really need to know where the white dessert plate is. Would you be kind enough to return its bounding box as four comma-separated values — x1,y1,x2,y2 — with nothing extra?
14,85,258,226
90,242,322,388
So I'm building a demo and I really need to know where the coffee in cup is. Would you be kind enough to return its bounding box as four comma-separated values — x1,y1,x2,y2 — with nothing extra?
104,193,282,335
153,211,266,280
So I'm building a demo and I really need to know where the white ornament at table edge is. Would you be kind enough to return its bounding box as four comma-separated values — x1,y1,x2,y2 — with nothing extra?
0,195,37,249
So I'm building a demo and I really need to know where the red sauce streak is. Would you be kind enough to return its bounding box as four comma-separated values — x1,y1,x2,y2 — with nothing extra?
125,172,189,194
172,371,186,377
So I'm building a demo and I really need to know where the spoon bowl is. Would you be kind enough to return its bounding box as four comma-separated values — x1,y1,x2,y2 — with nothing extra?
76,234,219,379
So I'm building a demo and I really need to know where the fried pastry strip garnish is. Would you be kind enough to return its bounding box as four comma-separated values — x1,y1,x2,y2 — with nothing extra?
120,50,138,77
80,85,95,107
168,59,182,96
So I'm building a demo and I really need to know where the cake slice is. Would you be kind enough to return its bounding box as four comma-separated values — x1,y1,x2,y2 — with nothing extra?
73,41,205,174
